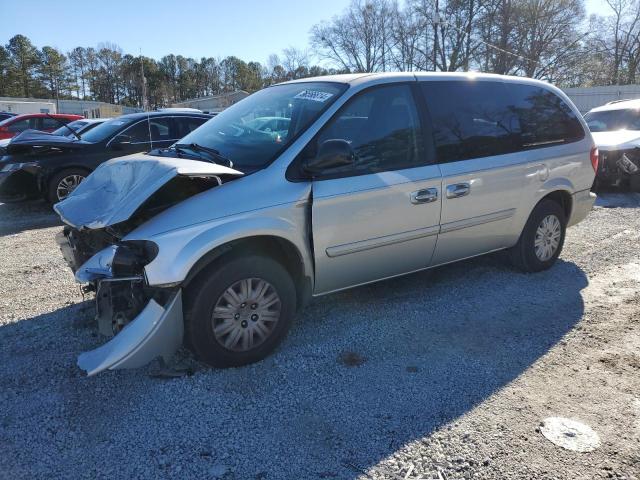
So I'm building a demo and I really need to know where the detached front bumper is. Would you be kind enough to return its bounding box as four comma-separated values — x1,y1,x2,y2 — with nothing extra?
78,290,183,376
57,232,184,376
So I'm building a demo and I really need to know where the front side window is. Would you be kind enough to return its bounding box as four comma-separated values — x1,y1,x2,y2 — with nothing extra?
314,84,425,175
584,109,640,132
149,118,172,141
121,120,152,143
507,84,584,147
421,81,521,163
175,82,346,171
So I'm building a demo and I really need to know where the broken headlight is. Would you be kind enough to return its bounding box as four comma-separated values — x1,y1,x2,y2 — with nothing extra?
75,240,158,282
111,240,159,277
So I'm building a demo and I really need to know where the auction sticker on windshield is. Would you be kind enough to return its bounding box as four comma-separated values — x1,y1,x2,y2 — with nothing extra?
294,90,334,102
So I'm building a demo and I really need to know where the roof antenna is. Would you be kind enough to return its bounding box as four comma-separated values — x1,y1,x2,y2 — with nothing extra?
140,47,152,151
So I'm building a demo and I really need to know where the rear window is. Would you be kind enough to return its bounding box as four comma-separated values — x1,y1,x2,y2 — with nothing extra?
506,83,584,148
420,80,520,163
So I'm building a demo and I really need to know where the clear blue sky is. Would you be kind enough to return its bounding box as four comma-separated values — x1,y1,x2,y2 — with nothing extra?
0,0,613,64
0,0,352,63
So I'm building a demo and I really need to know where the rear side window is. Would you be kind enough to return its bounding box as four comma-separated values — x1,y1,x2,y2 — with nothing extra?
176,117,208,138
316,83,426,175
507,84,584,148
420,81,520,163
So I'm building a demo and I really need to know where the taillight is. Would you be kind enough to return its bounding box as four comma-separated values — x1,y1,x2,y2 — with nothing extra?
590,146,599,172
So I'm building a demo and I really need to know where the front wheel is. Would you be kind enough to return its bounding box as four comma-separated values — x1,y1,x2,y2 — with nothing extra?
509,199,566,273
47,168,87,203
184,255,296,368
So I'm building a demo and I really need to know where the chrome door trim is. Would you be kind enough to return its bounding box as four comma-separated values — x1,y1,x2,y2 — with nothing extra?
440,208,516,234
325,225,440,258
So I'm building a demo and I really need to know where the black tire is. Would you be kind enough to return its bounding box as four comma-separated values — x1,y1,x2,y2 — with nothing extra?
184,254,296,368
46,168,88,204
630,175,640,192
509,199,566,273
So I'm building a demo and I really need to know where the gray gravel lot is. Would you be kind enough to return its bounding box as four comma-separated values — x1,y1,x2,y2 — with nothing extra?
0,194,639,480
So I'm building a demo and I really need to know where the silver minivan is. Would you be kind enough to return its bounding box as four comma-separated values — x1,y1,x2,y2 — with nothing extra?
55,72,597,376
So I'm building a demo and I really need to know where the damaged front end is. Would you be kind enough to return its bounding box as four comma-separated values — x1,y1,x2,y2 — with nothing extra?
57,233,184,376
596,148,640,187
55,156,243,375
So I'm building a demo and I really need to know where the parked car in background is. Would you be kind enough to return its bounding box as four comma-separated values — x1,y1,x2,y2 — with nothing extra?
585,99,640,190
0,113,83,140
0,112,16,122
54,72,596,376
0,111,211,203
0,118,107,154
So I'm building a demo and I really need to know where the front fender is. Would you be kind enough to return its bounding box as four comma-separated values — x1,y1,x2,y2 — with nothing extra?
140,202,312,287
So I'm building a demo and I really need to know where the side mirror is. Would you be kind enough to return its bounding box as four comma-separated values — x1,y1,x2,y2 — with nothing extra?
303,139,354,176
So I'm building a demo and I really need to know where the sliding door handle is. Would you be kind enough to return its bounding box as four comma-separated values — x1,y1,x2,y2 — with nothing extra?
411,188,438,204
446,183,470,199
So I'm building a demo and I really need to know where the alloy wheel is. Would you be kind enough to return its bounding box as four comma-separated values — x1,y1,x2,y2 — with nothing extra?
56,174,84,201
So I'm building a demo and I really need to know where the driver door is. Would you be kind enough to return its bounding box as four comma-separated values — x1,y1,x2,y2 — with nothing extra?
310,83,442,294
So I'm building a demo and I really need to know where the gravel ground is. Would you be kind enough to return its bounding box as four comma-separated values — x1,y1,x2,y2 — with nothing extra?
0,194,639,480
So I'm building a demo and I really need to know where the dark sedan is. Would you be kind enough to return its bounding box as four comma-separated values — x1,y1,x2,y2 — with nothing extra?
0,111,211,203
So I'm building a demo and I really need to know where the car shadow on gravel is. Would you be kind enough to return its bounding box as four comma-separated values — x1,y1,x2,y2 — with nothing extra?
284,256,588,477
0,256,589,480
0,200,61,236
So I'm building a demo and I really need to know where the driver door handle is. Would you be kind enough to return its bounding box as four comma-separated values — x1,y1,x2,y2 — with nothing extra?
446,183,471,199
411,188,438,204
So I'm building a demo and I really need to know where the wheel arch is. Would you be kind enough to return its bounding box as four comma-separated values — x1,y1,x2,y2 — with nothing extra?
182,234,313,312
38,164,93,194
540,189,573,220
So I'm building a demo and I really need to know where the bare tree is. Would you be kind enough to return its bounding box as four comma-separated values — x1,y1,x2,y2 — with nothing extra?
311,0,392,72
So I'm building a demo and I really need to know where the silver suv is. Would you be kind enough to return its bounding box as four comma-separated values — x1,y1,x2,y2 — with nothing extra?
55,73,597,376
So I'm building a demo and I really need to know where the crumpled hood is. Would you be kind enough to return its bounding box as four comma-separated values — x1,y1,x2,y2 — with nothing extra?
54,154,243,229
592,130,640,150
5,129,89,152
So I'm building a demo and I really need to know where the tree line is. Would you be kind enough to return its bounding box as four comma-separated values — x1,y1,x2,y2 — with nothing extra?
1,0,639,109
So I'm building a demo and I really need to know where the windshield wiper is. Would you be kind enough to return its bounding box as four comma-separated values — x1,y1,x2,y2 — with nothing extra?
45,114,81,140
173,143,233,168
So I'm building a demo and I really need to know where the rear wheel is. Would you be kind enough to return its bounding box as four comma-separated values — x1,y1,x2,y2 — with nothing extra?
509,199,566,273
184,255,296,368
47,168,87,203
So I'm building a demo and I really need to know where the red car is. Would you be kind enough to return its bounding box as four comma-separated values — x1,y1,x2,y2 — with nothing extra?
0,113,83,140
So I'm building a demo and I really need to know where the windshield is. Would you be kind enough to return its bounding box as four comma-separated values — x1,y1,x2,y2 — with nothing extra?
174,82,346,170
585,109,640,132
80,117,133,143
52,120,88,137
